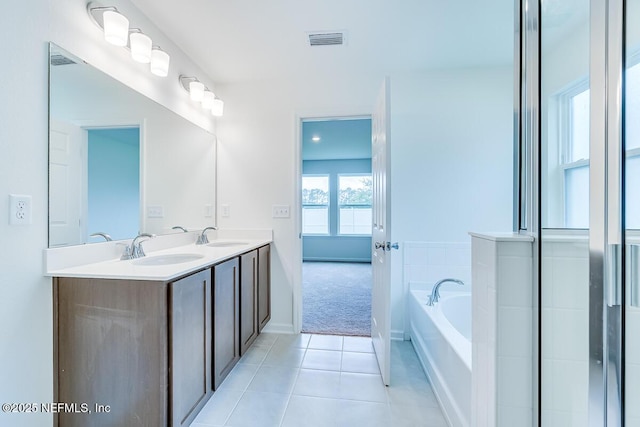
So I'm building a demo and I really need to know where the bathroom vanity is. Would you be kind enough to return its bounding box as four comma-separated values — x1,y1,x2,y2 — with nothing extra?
48,237,271,427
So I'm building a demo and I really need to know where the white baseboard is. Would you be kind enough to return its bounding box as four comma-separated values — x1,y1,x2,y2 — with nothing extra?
391,329,406,341
261,322,295,334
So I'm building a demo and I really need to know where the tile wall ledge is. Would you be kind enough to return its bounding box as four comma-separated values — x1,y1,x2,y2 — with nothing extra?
468,231,535,242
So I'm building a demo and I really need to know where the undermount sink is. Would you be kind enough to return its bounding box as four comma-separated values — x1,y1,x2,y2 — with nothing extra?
206,241,249,248
132,253,205,266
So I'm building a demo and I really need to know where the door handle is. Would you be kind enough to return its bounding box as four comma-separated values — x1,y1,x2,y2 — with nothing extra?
385,242,399,251
375,242,386,250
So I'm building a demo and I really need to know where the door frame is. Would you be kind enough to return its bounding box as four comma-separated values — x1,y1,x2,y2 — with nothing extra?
292,110,373,334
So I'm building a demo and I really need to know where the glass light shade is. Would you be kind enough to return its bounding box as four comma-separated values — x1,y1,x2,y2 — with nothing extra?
211,99,224,117
189,81,205,102
201,91,215,109
150,48,170,77
130,32,152,63
103,10,129,46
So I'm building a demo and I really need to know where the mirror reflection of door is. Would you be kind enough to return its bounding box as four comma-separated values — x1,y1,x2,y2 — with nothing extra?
87,127,140,241
49,119,84,247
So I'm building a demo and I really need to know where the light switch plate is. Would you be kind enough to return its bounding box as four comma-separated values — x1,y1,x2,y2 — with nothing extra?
272,205,290,218
147,205,164,218
204,204,213,218
221,204,230,218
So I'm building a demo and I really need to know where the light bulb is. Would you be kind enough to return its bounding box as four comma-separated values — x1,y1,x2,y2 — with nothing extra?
189,81,205,102
130,32,152,63
150,47,170,77
202,91,215,110
211,99,224,117
103,10,129,46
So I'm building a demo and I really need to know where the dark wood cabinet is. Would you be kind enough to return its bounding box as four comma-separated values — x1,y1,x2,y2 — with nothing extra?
240,250,258,355
53,270,213,427
170,269,212,426
212,257,240,389
54,278,169,427
53,244,270,425
258,244,271,332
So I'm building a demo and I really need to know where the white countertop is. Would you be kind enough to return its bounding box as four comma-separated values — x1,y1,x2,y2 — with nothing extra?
44,229,272,282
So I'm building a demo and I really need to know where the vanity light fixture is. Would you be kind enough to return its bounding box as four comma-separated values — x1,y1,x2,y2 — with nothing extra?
129,29,152,63
179,75,225,117
150,46,170,77
87,2,170,77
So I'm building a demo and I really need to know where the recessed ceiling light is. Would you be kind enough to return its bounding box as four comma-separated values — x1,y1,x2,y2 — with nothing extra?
312,136,321,143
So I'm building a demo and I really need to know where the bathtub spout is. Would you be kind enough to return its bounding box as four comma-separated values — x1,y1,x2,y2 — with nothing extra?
427,278,465,306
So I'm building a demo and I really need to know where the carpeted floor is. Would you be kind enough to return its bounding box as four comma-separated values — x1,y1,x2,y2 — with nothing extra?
302,261,372,337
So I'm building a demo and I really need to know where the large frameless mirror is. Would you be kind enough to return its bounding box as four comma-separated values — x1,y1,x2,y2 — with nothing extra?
48,43,217,248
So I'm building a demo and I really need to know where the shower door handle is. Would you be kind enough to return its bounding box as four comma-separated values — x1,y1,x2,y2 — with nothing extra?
385,242,399,251
374,242,386,250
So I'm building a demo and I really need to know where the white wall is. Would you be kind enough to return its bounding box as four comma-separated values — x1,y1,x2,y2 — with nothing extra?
216,66,514,335
390,67,514,335
1,1,218,425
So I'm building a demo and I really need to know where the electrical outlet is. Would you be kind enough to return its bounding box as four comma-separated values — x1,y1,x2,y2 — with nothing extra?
221,204,230,218
147,205,164,218
9,194,32,225
204,204,213,218
272,205,290,218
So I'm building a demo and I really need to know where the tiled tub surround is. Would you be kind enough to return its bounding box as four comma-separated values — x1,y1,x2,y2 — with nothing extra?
409,289,472,427
403,242,472,293
470,232,534,427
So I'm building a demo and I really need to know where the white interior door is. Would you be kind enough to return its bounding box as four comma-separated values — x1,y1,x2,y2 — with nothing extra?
371,77,391,386
49,119,85,247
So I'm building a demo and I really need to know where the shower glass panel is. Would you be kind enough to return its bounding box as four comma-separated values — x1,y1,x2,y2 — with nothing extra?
626,0,640,423
540,0,590,423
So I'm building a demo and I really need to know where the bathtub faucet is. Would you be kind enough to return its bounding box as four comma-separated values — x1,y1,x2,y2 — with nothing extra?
426,278,465,306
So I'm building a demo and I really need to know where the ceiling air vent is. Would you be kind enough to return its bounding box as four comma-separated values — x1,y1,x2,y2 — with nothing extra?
50,54,77,66
308,32,344,47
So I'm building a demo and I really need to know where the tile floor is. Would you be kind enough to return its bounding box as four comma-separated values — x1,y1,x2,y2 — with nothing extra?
189,333,448,427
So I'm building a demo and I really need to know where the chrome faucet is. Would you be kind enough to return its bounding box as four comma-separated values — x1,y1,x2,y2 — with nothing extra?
90,232,112,241
196,227,217,245
426,278,465,306
121,233,155,260
172,226,188,232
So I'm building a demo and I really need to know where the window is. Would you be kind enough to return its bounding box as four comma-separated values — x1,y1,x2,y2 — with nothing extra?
338,174,372,235
559,58,640,228
560,84,590,228
302,175,329,234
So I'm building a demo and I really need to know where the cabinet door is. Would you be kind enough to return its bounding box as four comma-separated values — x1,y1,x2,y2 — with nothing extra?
240,250,258,355
55,278,168,427
170,269,212,427
258,245,271,332
213,257,240,389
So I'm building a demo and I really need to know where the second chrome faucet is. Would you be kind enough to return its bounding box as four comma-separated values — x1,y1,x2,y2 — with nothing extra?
196,227,217,245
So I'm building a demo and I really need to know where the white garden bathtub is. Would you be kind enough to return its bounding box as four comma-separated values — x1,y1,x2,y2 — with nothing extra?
409,290,471,427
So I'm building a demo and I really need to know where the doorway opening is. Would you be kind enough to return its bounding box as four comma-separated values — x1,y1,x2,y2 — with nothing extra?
300,117,373,336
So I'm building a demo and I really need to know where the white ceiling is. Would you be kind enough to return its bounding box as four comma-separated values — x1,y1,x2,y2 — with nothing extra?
130,0,515,84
